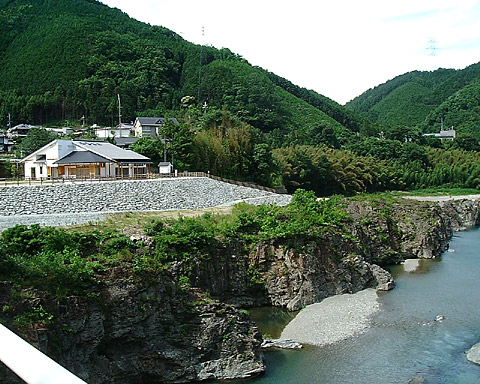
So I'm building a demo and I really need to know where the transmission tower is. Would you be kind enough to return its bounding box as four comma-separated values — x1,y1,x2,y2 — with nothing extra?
427,39,438,56
427,39,439,70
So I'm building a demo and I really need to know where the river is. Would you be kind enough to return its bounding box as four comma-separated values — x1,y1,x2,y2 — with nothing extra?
245,227,480,384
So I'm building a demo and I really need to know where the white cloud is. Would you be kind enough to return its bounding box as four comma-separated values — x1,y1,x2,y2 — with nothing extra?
101,0,480,104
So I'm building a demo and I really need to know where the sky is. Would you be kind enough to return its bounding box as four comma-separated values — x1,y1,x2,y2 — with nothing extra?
100,0,480,105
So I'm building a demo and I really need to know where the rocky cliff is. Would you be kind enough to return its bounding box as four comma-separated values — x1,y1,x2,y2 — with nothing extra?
0,271,264,384
188,197,480,312
1,196,479,383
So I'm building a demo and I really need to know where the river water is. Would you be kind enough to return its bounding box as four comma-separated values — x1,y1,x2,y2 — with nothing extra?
246,228,480,384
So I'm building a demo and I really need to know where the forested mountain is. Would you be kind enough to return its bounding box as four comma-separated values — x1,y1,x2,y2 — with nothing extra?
3,0,480,194
346,63,480,138
0,0,365,144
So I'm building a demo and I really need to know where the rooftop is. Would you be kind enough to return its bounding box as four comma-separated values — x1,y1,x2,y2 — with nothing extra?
136,117,179,126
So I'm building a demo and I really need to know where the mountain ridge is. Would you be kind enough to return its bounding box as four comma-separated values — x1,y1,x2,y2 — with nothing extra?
0,0,364,144
346,62,480,137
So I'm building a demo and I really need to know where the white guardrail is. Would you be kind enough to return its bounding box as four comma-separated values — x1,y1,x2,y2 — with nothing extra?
0,324,87,384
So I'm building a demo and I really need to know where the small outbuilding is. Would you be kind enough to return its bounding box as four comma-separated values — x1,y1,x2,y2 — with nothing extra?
158,162,173,174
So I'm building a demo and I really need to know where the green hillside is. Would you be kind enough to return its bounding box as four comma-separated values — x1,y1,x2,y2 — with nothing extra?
0,0,360,145
346,63,480,137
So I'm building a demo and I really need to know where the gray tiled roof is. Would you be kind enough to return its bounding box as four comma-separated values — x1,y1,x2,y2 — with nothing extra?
55,151,113,164
136,117,179,126
114,137,139,146
74,140,151,162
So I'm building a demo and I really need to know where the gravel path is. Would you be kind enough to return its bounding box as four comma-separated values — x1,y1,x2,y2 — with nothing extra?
280,289,380,346
0,212,108,232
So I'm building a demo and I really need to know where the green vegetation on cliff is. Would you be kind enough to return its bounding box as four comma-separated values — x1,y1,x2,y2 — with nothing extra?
0,190,347,294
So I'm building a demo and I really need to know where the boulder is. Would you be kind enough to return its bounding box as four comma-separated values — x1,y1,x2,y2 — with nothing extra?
370,264,395,291
466,342,480,365
261,338,303,350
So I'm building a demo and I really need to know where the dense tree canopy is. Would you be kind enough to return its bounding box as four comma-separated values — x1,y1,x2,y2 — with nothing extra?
1,0,480,196
346,63,480,139
0,0,361,147
16,128,58,157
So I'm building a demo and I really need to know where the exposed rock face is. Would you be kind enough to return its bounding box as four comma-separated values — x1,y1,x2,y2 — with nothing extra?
0,274,264,384
261,339,303,349
369,264,395,291
185,233,393,312
252,239,385,311
346,199,452,264
191,197,480,313
438,199,480,231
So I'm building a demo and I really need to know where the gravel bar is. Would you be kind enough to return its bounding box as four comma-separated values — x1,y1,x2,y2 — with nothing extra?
280,289,380,346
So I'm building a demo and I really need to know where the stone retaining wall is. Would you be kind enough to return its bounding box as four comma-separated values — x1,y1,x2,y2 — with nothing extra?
0,177,291,216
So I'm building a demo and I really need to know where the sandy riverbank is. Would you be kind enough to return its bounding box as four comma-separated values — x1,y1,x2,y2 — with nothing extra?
280,289,380,346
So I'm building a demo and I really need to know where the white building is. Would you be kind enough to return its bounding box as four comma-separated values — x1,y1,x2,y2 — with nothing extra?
158,162,173,174
22,139,151,179
95,123,134,139
423,129,456,141
45,127,74,136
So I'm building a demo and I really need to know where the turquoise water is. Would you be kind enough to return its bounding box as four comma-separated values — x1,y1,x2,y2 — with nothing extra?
248,306,298,339
246,228,480,384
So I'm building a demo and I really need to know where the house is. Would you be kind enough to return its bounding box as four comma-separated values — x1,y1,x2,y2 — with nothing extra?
45,127,74,136
95,123,134,139
6,124,39,139
22,139,151,179
0,132,14,152
133,117,179,138
113,137,139,149
423,129,456,141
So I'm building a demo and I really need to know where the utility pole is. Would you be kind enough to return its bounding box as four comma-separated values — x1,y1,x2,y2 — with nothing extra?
7,113,11,130
198,26,205,105
117,94,122,128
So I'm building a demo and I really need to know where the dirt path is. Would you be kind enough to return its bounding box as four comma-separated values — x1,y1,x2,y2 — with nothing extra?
401,194,480,202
